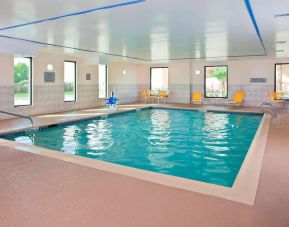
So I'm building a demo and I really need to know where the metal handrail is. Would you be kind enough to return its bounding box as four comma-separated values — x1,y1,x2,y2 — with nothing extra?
0,110,33,126
259,102,277,117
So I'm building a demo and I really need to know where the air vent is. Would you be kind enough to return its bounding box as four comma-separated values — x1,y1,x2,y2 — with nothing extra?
274,13,289,18
275,41,287,44
44,72,55,83
86,73,91,80
250,78,267,83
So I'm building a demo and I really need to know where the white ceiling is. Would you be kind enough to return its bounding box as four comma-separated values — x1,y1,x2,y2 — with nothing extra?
0,0,288,62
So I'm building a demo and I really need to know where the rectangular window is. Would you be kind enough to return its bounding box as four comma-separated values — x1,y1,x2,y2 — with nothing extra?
64,61,76,102
150,67,169,91
205,65,228,98
99,64,108,99
14,57,32,106
275,63,289,99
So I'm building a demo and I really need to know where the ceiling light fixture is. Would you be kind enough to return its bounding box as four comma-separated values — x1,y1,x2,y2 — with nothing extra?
47,64,54,71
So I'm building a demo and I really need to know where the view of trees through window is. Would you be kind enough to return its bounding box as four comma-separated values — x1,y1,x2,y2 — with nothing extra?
205,66,228,98
14,57,32,106
150,68,169,92
64,61,76,102
275,64,289,99
99,64,108,99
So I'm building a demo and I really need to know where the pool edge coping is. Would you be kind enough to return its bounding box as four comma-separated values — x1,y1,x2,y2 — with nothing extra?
0,105,262,135
0,106,270,206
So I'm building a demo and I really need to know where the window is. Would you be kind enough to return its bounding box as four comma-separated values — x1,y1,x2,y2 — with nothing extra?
14,57,32,106
205,66,228,98
275,63,289,99
150,67,169,91
64,61,76,102
99,64,108,99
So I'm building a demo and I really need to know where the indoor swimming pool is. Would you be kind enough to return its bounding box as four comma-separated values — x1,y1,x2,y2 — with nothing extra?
1,108,262,187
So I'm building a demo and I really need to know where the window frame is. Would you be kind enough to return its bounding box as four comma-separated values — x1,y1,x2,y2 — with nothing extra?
64,60,77,102
98,64,108,99
14,56,33,107
274,63,289,97
204,65,228,99
150,67,169,91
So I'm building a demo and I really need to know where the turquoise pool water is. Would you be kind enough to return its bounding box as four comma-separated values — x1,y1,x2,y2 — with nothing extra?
1,108,262,187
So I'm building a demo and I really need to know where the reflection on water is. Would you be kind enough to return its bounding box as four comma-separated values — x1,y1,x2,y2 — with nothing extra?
1,109,262,187
203,113,229,141
62,125,81,154
147,110,174,170
15,135,33,144
86,120,113,154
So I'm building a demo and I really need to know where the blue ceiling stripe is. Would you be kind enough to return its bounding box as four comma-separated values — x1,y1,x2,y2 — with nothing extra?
0,0,145,31
244,0,267,55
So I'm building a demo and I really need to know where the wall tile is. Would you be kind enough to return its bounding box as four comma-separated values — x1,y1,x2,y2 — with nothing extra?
0,84,98,120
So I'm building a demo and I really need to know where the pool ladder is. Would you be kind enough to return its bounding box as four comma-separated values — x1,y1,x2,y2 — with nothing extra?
259,102,277,117
0,110,34,126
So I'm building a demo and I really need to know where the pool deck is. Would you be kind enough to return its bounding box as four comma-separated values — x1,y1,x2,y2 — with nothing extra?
0,104,289,227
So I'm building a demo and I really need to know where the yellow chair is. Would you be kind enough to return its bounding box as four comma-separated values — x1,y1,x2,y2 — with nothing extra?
268,92,285,108
192,91,203,104
149,90,159,103
156,90,168,104
226,91,245,107
141,90,150,103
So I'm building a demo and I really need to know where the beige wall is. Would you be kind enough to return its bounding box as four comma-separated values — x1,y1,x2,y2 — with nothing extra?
191,59,278,86
107,62,149,104
0,52,99,120
108,58,289,106
148,58,289,106
1,51,289,120
148,62,191,103
0,54,14,86
32,52,99,86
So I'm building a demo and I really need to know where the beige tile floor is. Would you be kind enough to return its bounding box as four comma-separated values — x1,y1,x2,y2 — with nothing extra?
0,104,289,227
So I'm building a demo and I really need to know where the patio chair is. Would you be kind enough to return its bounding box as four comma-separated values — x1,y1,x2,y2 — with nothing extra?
192,91,203,104
225,90,245,107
